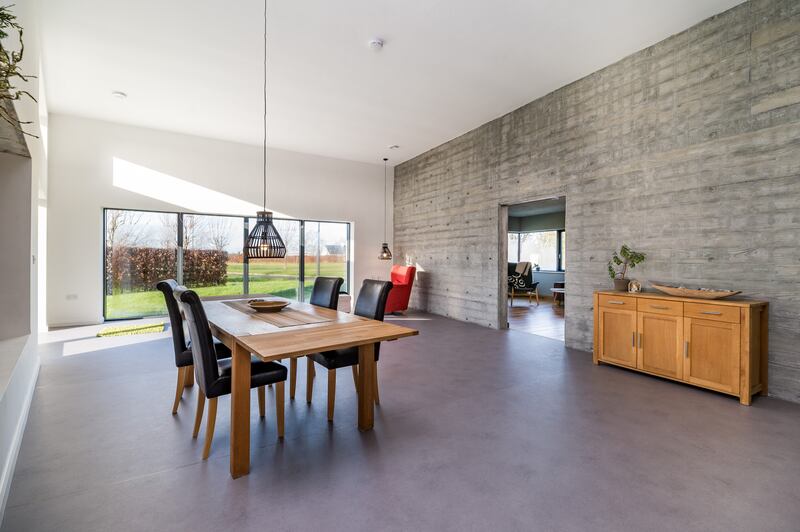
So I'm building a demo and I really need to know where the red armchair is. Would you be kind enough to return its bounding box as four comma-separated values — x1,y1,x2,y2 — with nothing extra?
384,265,416,314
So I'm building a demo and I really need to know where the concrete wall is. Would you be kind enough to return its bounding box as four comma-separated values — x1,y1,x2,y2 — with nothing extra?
47,114,394,327
394,0,800,402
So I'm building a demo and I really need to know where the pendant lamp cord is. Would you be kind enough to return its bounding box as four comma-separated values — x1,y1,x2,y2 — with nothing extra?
383,158,388,241
262,0,267,211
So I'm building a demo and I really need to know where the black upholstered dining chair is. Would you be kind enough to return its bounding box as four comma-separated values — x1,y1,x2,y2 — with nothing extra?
289,276,344,399
178,288,288,459
157,279,231,414
306,279,392,422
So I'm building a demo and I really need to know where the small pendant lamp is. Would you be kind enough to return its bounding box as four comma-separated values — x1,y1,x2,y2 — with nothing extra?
246,0,286,260
378,157,393,260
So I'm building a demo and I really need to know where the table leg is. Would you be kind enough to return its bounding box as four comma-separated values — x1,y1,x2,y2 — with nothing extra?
357,343,376,431
230,342,251,478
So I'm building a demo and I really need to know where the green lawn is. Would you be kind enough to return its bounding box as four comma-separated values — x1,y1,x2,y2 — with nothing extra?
105,261,347,319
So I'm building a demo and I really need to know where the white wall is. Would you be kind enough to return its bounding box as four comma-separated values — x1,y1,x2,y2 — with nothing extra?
0,0,46,522
47,114,394,326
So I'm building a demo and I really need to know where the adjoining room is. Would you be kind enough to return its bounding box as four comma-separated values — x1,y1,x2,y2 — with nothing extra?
506,197,566,341
2,1,800,531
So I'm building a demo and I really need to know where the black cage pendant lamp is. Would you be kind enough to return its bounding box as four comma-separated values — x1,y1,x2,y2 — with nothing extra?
378,157,393,260
246,0,286,260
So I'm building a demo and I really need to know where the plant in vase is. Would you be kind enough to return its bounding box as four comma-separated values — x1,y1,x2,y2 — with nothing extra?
0,4,38,137
607,245,646,291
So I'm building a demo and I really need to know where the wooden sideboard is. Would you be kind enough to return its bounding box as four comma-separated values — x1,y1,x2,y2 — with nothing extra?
592,290,768,405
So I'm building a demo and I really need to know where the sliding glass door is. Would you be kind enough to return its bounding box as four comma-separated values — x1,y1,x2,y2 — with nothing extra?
104,210,178,319
103,208,350,320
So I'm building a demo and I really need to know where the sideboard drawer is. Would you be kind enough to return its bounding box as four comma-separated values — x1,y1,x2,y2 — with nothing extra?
637,299,683,316
684,302,740,323
599,294,635,309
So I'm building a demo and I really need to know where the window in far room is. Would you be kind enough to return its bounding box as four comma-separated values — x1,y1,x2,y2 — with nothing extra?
507,230,565,271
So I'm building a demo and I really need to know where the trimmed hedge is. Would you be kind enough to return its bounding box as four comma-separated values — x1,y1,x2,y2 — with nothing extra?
105,247,227,295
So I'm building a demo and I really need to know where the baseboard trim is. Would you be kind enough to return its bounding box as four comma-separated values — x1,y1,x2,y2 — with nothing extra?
0,346,40,525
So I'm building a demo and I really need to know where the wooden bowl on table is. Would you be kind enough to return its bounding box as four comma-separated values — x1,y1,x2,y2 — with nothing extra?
247,299,290,313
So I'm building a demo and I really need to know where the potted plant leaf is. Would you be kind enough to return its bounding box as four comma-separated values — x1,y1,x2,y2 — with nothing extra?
608,245,646,291
0,4,38,137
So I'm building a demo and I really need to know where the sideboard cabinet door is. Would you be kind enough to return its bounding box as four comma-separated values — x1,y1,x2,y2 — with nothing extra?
683,317,741,395
598,308,637,368
637,312,684,379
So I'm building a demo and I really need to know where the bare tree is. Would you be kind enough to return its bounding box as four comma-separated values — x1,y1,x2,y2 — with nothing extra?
207,217,232,251
106,210,143,249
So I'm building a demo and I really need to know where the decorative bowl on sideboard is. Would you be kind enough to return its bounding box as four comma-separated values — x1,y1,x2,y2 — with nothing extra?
649,282,741,300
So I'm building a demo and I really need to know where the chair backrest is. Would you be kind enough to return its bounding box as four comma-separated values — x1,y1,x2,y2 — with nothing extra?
515,262,531,276
309,276,344,309
156,279,188,364
354,279,393,322
390,265,416,285
177,289,221,395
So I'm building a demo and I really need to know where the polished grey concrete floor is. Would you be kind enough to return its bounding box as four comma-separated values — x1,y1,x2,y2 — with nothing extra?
3,312,800,531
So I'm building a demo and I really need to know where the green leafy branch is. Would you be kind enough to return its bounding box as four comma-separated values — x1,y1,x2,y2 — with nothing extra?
607,244,646,279
0,4,38,138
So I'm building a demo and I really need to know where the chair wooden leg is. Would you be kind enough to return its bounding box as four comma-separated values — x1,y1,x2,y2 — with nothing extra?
258,385,265,418
202,397,218,460
275,381,285,438
184,365,194,388
351,365,359,390
536,287,540,306
373,362,380,405
306,358,314,404
172,367,186,414
327,369,336,422
289,358,297,399
193,390,206,438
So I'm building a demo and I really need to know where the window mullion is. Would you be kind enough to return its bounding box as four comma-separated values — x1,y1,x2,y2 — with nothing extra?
176,213,184,285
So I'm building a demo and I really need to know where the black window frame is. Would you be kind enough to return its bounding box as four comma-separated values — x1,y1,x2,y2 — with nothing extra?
102,207,351,321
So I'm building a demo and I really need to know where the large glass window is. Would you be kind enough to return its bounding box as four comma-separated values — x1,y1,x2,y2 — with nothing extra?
520,231,558,271
507,229,566,271
103,208,350,320
507,233,519,262
303,221,349,301
183,214,245,298
248,218,301,300
104,210,178,319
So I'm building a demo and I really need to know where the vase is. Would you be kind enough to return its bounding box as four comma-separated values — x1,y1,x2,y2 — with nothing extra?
613,278,629,291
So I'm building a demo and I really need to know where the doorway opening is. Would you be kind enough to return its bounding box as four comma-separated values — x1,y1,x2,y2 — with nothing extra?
501,196,565,341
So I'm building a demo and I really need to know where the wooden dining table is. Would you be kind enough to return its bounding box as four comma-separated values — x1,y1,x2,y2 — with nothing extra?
203,298,419,478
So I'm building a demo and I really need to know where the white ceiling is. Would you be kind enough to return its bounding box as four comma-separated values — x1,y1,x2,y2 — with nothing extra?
40,0,742,165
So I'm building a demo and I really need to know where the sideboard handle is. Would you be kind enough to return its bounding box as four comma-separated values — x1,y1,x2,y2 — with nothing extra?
632,332,636,347
684,341,689,358
608,301,625,305
650,305,669,310
638,332,642,349
701,311,722,315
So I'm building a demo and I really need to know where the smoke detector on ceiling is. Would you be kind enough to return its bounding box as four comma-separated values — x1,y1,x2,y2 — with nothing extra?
388,144,400,150
111,91,128,100
368,38,384,50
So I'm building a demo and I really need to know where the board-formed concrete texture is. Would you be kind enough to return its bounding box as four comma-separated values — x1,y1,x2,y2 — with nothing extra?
394,0,800,403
